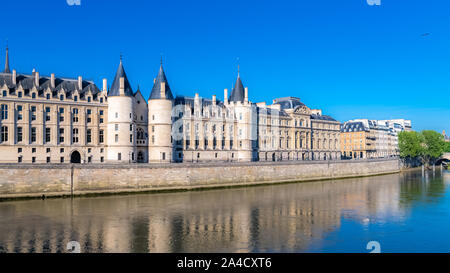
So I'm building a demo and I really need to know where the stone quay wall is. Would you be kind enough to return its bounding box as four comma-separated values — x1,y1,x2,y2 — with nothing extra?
0,158,400,199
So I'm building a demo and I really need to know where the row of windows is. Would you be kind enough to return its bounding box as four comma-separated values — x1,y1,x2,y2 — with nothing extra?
0,104,105,124
16,147,104,154
1,90,104,103
0,125,104,144
17,156,105,163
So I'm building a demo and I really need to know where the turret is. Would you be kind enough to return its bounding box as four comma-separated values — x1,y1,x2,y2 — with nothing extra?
227,69,256,162
3,43,10,73
106,57,136,163
148,61,174,163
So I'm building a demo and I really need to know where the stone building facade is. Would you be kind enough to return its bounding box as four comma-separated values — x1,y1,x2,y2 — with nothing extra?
340,119,400,159
0,47,341,164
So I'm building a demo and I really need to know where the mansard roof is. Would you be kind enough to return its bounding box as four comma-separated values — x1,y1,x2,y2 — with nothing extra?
108,59,133,97
149,64,174,100
273,97,306,110
311,114,337,122
229,75,245,103
0,72,100,98
341,122,367,132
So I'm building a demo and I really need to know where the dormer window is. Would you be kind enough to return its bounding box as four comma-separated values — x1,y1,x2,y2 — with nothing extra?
60,95,64,101
46,93,50,100
2,90,7,97
18,91,22,98
74,96,78,102
31,93,36,99
87,96,91,102
99,97,103,103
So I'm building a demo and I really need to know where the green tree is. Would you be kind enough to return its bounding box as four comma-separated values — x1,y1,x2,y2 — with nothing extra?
445,142,450,153
421,130,446,165
398,131,424,159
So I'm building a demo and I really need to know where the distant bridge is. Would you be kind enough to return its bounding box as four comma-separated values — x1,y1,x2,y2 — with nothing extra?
437,153,450,165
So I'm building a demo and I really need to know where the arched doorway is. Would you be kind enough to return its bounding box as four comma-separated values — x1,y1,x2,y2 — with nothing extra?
71,151,81,163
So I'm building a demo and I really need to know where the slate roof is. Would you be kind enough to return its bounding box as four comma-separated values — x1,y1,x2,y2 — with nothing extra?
341,122,367,132
229,75,245,103
0,72,100,99
311,114,337,122
149,65,174,100
108,59,133,97
273,97,306,110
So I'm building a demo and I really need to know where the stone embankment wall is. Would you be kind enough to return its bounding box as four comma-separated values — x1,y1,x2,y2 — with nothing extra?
0,159,400,199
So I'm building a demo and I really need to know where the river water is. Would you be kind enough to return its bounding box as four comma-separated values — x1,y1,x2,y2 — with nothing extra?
0,169,449,253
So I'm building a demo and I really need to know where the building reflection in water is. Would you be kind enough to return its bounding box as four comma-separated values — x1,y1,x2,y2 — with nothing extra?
0,170,446,253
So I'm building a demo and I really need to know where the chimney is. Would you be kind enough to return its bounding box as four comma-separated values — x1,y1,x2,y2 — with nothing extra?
119,77,125,95
12,69,16,85
102,78,107,92
244,87,248,103
35,71,39,87
78,76,82,90
50,73,55,88
212,95,216,105
224,89,228,104
195,93,199,102
160,82,166,99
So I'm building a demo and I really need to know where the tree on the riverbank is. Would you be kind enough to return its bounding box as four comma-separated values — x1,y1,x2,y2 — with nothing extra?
445,142,450,153
398,130,446,167
422,130,446,165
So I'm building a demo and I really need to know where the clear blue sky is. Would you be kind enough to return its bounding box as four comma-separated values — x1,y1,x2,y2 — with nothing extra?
1,0,449,132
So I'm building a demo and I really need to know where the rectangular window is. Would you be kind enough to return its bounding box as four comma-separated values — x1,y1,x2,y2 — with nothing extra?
59,108,64,122
31,127,36,143
45,107,51,121
100,156,104,163
17,127,22,142
72,108,79,123
45,127,51,143
130,124,132,131
46,157,51,163
99,130,104,143
32,157,36,163
72,128,79,143
87,129,92,143
87,109,92,123
1,104,8,120
18,156,22,163
1,126,8,142
60,157,64,163
118,153,121,161
18,92,22,98
115,134,118,143
59,128,64,143
17,105,22,120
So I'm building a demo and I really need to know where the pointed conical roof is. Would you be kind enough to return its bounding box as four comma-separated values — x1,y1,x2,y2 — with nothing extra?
108,58,133,97
149,64,174,100
229,74,245,103
3,45,10,73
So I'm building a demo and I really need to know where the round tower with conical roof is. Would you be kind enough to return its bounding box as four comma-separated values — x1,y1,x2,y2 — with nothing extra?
226,69,257,162
148,62,174,163
106,58,136,163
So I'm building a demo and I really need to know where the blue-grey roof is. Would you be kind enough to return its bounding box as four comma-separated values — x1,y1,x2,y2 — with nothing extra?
108,59,133,97
149,65,174,100
273,97,305,110
341,122,366,132
311,114,337,122
0,72,100,99
229,75,245,103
